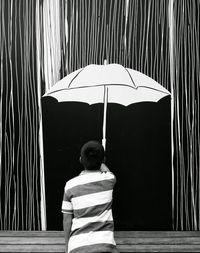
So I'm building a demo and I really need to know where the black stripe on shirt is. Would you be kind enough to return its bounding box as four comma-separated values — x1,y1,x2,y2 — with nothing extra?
73,201,113,218
70,243,117,253
71,221,114,236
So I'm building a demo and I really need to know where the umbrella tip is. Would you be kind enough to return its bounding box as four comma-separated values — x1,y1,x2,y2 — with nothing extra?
104,59,108,65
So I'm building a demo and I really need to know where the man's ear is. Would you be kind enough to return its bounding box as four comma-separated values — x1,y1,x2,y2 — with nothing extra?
79,156,82,164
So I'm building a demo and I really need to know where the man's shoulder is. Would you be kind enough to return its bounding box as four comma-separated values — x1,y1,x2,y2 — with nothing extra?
65,174,82,190
64,171,116,191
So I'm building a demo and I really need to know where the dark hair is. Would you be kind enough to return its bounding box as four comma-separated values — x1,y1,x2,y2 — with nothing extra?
80,140,104,170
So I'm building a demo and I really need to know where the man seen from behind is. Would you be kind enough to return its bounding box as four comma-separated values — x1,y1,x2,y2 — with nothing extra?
62,140,118,253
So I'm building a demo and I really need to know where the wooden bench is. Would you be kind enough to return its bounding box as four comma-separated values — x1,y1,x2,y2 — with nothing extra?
0,231,200,252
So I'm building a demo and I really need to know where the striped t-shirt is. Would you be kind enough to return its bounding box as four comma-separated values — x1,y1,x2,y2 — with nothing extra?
62,171,117,253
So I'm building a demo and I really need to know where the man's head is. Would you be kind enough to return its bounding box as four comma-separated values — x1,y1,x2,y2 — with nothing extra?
80,140,104,170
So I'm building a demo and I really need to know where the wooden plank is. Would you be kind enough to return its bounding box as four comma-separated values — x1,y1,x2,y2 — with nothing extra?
1,236,200,245
1,231,200,237
0,231,63,237
0,237,64,244
1,244,200,253
1,231,200,252
115,231,200,238
0,245,64,253
116,244,200,252
116,237,200,245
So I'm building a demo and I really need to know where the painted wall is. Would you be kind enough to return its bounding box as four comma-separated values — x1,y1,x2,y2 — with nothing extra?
0,0,200,230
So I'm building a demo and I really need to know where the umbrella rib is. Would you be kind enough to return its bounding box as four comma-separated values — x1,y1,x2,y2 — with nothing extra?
68,68,85,88
137,85,170,95
124,68,137,88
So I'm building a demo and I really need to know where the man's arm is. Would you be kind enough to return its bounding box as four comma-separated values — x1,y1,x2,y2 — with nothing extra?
100,163,110,173
63,213,73,253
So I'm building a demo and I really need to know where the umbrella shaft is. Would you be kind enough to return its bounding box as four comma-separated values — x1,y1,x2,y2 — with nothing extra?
102,86,108,150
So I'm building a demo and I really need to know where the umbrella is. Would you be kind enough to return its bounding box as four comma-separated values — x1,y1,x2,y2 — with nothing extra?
43,63,170,149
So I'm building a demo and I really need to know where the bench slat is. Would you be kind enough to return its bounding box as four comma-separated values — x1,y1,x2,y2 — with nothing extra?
0,231,200,252
0,245,64,253
116,237,200,245
117,244,200,252
1,244,200,253
1,231,200,237
1,236,200,245
0,237,64,244
115,231,200,238
0,231,63,237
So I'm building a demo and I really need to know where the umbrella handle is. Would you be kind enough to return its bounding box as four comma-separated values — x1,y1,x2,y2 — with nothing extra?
102,138,106,150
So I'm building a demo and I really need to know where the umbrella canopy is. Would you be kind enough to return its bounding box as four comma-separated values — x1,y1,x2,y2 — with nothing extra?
44,64,170,148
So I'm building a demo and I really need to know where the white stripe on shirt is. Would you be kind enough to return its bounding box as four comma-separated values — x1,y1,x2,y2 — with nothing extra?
65,172,115,192
68,230,116,252
62,200,72,210
71,209,113,231
71,190,113,210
